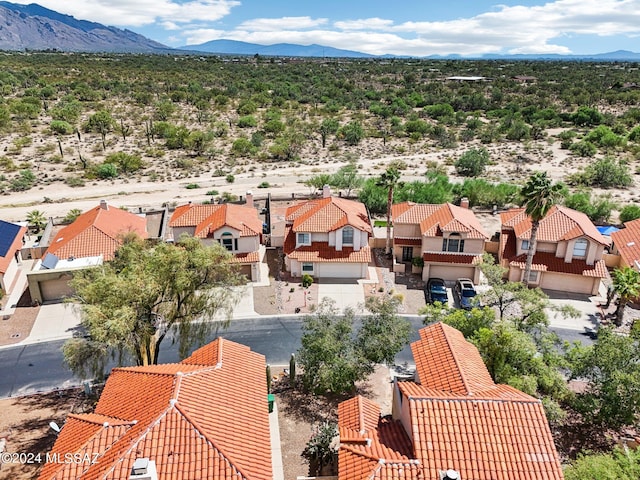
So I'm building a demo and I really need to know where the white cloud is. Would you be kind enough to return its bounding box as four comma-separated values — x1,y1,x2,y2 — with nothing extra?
334,18,394,31
238,16,328,31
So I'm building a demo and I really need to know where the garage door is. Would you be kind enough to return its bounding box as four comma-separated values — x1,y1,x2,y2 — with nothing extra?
427,265,476,283
41,276,74,302
238,264,252,279
316,263,364,278
540,272,596,295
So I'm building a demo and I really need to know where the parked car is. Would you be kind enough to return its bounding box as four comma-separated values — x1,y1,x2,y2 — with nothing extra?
454,278,477,309
426,278,449,305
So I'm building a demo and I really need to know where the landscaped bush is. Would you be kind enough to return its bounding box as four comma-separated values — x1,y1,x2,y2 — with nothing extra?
302,274,314,288
619,204,640,223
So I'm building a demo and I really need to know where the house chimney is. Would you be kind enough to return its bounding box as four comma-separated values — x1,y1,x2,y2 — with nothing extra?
100,199,108,210
246,190,254,208
129,458,157,480
323,184,331,198
460,197,469,209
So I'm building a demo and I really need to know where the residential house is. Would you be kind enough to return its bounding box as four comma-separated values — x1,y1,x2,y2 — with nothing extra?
392,200,489,283
38,338,273,480
283,186,372,278
338,322,563,480
500,205,608,294
611,218,640,271
0,220,27,296
168,197,265,282
27,200,148,303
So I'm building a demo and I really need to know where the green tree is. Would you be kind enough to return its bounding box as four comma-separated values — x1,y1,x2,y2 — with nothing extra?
569,157,632,188
64,209,82,223
106,152,143,174
26,209,47,232
620,204,640,223
454,147,490,177
565,447,640,480
330,162,363,197
63,235,243,378
302,421,338,476
319,118,339,148
86,110,114,150
304,173,333,194
521,172,565,286
339,121,364,145
611,266,640,326
376,167,401,255
356,297,411,365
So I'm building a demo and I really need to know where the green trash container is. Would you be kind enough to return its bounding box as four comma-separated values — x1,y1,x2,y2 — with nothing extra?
268,393,275,413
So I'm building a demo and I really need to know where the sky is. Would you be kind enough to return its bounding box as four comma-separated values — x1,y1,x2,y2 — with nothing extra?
13,0,640,56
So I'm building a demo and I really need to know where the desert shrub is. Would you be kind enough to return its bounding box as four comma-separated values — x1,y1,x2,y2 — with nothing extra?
257,181,270,188
10,169,36,191
237,115,257,128
455,147,490,177
65,177,85,187
567,157,632,188
231,138,257,157
619,204,640,223
96,163,118,179
564,190,616,223
225,174,235,184
569,140,597,157
106,152,143,174
206,189,219,196
50,120,74,135
185,183,200,189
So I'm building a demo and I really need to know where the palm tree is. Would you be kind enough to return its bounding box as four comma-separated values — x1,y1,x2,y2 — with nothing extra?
376,167,401,255
521,172,564,286
611,266,640,326
26,209,47,233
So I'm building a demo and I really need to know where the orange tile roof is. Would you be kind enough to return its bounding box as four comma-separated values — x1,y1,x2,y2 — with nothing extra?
230,251,261,264
338,323,564,480
286,196,372,233
500,206,608,245
611,218,640,269
500,230,608,278
392,202,489,239
283,227,371,263
46,203,148,261
39,338,272,480
169,203,262,238
0,222,26,274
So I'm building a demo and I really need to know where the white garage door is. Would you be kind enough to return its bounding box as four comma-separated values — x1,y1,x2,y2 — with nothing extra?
427,265,476,283
540,272,596,295
316,263,364,278
41,277,74,302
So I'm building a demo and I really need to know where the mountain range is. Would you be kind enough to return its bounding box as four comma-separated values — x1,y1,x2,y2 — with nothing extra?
1,1,640,61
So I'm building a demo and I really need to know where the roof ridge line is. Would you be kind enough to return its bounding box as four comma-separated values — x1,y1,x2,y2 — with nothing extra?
173,401,251,479
439,323,474,396
406,392,541,404
357,395,366,434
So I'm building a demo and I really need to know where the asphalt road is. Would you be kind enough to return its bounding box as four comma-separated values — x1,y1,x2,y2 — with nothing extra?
0,316,593,399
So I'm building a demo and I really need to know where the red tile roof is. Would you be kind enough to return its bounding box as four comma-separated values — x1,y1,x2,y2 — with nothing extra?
39,338,272,480
286,197,372,233
611,218,640,269
500,230,608,278
500,205,608,245
46,203,148,261
392,202,489,239
0,222,26,274
169,203,262,238
283,227,371,263
338,322,564,480
422,252,482,265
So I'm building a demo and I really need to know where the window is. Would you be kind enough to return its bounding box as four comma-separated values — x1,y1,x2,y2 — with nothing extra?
221,232,234,251
527,270,539,283
342,227,354,245
297,232,310,246
302,263,314,272
573,238,588,258
521,239,530,250
442,233,465,253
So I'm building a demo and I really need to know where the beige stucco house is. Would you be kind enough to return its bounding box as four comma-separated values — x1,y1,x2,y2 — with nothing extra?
391,201,490,283
610,218,640,271
499,205,609,295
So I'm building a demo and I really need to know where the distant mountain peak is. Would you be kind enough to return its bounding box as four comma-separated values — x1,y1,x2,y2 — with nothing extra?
179,39,374,58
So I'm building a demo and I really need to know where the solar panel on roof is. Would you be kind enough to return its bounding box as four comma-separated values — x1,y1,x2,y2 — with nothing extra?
41,253,59,270
0,220,22,257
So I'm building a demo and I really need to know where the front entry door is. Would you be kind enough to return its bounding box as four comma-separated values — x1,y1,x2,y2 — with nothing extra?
402,247,413,262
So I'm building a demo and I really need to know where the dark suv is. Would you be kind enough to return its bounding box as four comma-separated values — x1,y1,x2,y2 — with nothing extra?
454,278,477,309
426,278,449,305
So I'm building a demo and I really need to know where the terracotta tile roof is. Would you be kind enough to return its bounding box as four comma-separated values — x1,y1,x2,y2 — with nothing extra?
39,338,272,480
500,230,608,278
0,221,26,274
338,323,564,480
422,252,482,265
283,227,372,263
46,203,148,261
611,218,640,269
286,197,372,233
169,203,262,238
392,202,489,239
500,205,608,245
413,322,496,395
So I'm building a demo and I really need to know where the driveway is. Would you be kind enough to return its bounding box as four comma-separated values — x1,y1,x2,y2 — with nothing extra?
317,282,365,312
544,289,602,332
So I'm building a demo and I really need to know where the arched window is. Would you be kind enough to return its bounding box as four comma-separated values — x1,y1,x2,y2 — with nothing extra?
342,227,354,245
442,233,465,253
573,238,588,257
221,232,234,251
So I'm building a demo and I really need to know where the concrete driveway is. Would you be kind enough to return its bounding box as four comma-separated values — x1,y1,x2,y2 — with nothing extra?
544,289,602,332
317,282,365,312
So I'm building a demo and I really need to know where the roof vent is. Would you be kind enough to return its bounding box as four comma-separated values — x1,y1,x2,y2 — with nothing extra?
130,458,157,480
628,241,636,247
439,469,460,480
100,199,108,210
